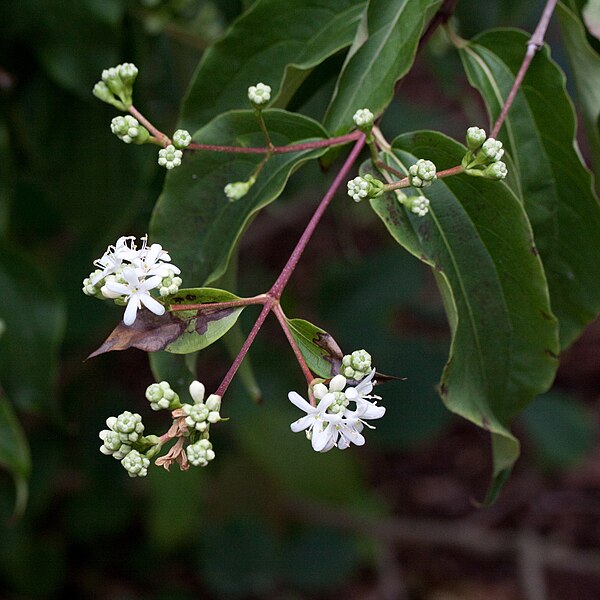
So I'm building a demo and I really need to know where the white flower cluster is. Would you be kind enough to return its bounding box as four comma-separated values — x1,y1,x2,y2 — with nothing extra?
181,381,222,433
289,369,385,452
146,381,180,411
110,115,149,144
82,235,182,326
352,108,374,128
408,159,437,188
341,349,372,381
172,129,192,149
92,62,138,110
462,127,508,180
158,144,183,170
248,82,271,106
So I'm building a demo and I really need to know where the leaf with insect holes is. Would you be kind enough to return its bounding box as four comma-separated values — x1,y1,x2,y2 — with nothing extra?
89,288,246,357
285,318,343,378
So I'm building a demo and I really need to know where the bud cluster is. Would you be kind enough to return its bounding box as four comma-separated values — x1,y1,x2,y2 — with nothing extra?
408,159,437,188
341,349,372,381
110,115,149,145
248,82,271,106
462,127,508,180
99,379,225,477
352,108,374,129
346,174,384,202
158,144,183,170
93,62,138,110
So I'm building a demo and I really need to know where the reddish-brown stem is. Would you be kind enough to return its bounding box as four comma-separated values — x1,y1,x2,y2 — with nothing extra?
128,105,170,146
383,164,464,191
168,295,267,313
271,303,315,392
270,135,366,299
187,130,361,155
215,302,273,397
214,136,366,397
490,0,558,138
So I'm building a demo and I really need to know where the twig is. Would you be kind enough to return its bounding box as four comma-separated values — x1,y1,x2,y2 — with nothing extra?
490,0,558,138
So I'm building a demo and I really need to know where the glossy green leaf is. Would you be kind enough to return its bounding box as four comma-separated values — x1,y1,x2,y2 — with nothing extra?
0,243,65,412
0,391,31,517
323,0,443,135
286,318,343,379
89,288,245,357
558,2,600,192
368,131,559,503
179,0,366,132
151,109,330,285
460,28,600,348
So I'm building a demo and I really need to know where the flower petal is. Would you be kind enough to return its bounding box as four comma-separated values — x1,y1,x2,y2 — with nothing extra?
140,293,166,316
288,391,313,413
123,266,140,287
312,421,336,452
290,414,313,432
123,295,141,325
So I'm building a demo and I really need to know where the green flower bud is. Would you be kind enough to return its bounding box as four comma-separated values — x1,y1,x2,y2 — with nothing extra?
186,439,216,467
158,144,183,170
346,174,384,202
483,160,508,180
121,449,150,477
110,115,149,145
341,349,372,380
466,126,486,151
145,381,180,411
93,81,126,110
409,159,437,188
400,194,430,217
172,129,192,149
224,177,255,201
112,411,145,443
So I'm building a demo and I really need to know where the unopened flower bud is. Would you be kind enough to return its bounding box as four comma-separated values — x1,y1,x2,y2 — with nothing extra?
110,115,149,144
346,174,384,202
172,129,192,149
341,349,372,380
484,160,508,180
145,381,180,411
224,177,255,201
409,159,437,188
121,449,150,477
352,108,374,129
158,144,183,170
186,439,216,467
248,82,271,106
466,126,486,151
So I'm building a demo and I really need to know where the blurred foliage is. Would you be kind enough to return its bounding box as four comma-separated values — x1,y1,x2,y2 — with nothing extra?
0,0,599,598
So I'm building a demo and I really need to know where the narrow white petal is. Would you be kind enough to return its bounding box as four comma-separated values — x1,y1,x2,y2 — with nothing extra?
140,293,166,316
312,421,336,452
288,391,313,413
142,275,163,291
122,266,140,287
290,415,313,432
123,295,141,325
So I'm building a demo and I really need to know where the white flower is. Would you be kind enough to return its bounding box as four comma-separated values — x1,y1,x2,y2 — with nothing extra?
131,237,180,278
288,370,385,452
102,266,165,325
158,144,183,169
248,82,271,105
91,235,137,285
352,108,374,128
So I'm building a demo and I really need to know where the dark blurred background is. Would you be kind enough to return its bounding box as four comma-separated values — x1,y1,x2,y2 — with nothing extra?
2,1,600,598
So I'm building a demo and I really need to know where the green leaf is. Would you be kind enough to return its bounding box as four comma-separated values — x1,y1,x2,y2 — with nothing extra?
323,0,443,135
557,2,600,193
89,288,245,357
0,391,31,518
368,130,559,503
459,28,600,348
0,243,65,412
285,318,343,379
151,109,330,285
520,392,596,470
179,0,366,132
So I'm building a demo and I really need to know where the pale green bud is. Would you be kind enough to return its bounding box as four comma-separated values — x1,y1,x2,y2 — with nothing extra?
341,349,372,380
248,82,271,106
409,159,437,188
352,108,374,129
158,144,183,170
121,449,150,477
172,129,192,149
113,411,145,443
145,381,180,411
346,174,384,202
224,177,255,201
466,127,486,151
400,194,430,217
93,81,126,110
110,115,149,145
484,160,508,180
186,439,216,467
